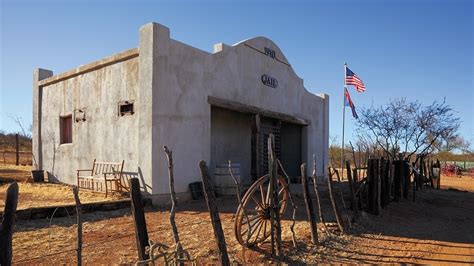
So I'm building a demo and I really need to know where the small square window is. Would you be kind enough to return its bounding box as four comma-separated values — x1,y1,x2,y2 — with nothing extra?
74,108,86,122
118,101,134,116
60,115,72,144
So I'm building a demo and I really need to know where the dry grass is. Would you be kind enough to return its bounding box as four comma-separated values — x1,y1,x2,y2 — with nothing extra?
0,182,125,210
0,163,125,210
441,174,474,192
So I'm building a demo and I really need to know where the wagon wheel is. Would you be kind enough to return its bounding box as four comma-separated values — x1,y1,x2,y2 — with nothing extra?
234,174,289,247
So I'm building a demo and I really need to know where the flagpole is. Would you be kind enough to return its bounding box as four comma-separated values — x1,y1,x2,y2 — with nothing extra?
341,62,347,180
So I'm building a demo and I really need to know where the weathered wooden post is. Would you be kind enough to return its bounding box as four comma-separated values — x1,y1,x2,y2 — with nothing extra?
130,178,149,261
345,161,358,220
312,155,330,236
163,146,184,263
393,160,402,201
72,186,83,266
0,182,19,265
418,155,424,191
15,133,19,166
387,159,392,204
267,134,282,257
435,159,441,190
198,160,230,266
327,167,345,234
301,163,318,244
333,168,347,209
376,158,382,214
367,159,377,214
352,168,359,185
402,160,410,199
380,158,390,208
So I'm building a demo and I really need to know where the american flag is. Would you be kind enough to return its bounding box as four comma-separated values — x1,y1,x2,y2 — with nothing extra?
346,67,366,92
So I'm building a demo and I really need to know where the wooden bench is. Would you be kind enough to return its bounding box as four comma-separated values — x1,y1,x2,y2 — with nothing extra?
77,159,125,197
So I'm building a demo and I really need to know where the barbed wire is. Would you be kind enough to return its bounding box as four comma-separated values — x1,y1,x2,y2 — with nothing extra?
13,218,206,265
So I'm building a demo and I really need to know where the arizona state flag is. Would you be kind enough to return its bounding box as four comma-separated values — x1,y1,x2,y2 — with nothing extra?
344,88,359,119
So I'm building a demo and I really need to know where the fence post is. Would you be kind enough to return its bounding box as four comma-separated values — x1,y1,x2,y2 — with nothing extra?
312,155,330,236
436,159,441,190
0,182,19,265
72,186,83,266
402,160,410,199
301,163,318,244
267,134,282,257
15,133,19,166
345,161,358,220
393,160,402,201
327,167,345,234
198,160,230,266
163,147,181,244
130,178,149,261
376,159,382,214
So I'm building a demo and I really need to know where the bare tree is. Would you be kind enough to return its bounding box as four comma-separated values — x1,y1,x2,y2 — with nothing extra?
357,98,460,162
10,115,31,139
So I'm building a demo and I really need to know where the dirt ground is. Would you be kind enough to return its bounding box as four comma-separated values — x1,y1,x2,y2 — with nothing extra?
8,175,474,265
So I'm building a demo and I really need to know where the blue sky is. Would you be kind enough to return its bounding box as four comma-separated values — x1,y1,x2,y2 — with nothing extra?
1,0,473,147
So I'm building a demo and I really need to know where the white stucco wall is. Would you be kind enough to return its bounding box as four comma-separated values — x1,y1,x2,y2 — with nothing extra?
33,22,329,202
143,22,329,197
34,52,141,185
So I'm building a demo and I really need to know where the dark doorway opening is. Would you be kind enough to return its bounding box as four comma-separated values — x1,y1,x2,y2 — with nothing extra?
251,115,302,182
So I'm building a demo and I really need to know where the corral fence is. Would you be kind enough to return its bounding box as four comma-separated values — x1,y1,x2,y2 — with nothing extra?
0,141,452,265
1,150,32,166
1,133,33,166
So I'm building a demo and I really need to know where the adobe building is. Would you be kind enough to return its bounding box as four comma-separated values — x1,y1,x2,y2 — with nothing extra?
32,22,329,203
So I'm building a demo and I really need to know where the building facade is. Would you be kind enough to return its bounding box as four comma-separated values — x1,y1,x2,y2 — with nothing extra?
33,22,329,203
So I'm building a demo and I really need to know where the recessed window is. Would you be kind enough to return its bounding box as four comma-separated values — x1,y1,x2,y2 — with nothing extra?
118,101,134,116
60,115,72,144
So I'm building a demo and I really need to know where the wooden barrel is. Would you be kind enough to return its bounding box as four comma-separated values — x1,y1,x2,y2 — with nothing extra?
214,163,240,196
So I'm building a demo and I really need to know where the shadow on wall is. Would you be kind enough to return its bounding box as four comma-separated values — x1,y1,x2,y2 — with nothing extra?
46,171,60,183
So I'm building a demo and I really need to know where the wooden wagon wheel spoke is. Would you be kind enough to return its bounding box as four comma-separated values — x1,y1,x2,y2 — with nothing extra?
278,186,285,195
241,214,262,226
265,180,272,205
252,219,265,242
234,174,289,247
259,184,266,205
247,219,264,241
240,215,264,236
250,194,265,211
